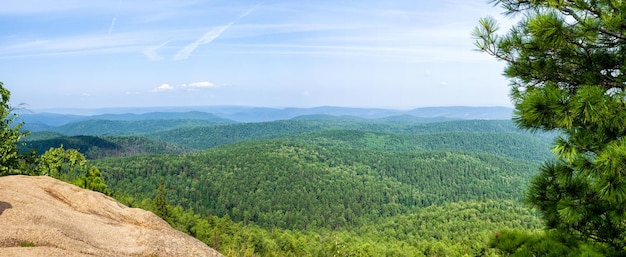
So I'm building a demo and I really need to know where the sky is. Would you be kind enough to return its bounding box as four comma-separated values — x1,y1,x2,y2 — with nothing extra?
0,0,515,111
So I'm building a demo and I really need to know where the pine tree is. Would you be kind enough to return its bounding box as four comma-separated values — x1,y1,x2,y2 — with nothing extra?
474,0,626,253
155,178,170,220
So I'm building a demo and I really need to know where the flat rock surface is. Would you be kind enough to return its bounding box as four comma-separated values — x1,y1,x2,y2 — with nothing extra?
0,175,224,257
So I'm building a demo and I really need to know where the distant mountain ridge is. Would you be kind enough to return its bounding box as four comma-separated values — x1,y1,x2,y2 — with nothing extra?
406,106,513,120
20,106,514,129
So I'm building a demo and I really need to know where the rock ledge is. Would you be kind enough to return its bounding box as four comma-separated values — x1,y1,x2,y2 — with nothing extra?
0,175,223,257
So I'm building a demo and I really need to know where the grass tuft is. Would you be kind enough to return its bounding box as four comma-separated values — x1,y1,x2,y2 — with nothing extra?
18,241,36,247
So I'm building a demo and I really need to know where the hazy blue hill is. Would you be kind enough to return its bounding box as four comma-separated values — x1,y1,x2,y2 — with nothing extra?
291,114,450,124
292,106,402,119
23,106,515,127
218,106,515,122
18,112,86,126
290,114,368,122
21,122,54,132
50,119,234,136
30,105,257,116
88,111,237,123
407,106,513,120
207,106,513,122
373,114,453,124
219,106,402,122
18,111,236,129
220,107,298,122
18,112,84,131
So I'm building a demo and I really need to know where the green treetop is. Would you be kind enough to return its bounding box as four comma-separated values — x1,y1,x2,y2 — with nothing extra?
0,82,28,175
474,0,626,254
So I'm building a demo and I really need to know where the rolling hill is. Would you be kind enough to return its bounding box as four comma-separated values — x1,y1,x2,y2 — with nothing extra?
22,106,513,125
16,106,553,256
94,139,540,230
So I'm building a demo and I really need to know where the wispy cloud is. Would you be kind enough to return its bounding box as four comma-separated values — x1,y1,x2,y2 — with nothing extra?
151,81,218,93
142,40,169,61
108,17,117,35
181,81,216,89
173,3,261,61
0,32,151,58
174,26,230,61
0,1,494,64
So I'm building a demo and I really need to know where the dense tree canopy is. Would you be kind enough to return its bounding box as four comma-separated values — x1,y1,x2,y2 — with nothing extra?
474,0,626,254
0,82,28,175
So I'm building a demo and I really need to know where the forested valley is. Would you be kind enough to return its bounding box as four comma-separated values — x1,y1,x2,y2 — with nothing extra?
18,110,552,256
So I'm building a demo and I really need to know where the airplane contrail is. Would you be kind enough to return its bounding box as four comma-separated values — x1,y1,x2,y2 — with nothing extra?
108,17,117,35
174,3,261,61
142,40,170,61
108,0,122,35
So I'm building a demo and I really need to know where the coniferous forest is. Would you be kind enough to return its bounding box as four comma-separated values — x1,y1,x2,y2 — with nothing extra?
6,0,626,256
17,110,551,256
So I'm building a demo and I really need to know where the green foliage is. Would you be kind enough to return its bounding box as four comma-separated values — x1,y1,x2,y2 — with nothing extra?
490,229,606,257
474,0,626,253
18,241,36,247
154,179,170,221
35,146,110,195
74,166,109,193
35,146,86,177
0,82,29,175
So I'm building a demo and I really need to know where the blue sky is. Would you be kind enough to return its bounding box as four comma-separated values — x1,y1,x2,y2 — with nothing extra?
0,0,513,110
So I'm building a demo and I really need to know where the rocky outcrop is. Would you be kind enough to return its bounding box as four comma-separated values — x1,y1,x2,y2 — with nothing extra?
0,175,223,257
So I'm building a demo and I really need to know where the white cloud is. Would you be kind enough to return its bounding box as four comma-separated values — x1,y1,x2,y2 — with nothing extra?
188,81,215,88
152,83,174,92
152,81,218,93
